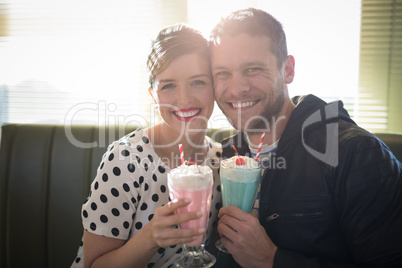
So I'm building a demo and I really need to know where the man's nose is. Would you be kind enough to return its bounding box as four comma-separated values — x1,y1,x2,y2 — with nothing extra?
230,73,251,96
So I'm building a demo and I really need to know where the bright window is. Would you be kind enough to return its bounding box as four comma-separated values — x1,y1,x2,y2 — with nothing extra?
188,0,361,128
0,0,361,131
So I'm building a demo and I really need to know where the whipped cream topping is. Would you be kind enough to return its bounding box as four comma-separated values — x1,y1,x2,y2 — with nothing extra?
168,164,212,189
220,156,261,183
221,155,260,169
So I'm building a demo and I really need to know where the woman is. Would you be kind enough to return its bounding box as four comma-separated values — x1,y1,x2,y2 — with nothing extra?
71,24,222,268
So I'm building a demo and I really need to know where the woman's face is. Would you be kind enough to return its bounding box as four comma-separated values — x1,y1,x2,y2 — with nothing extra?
152,52,214,135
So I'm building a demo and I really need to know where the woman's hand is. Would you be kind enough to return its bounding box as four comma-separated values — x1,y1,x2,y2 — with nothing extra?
84,198,205,268
148,198,205,248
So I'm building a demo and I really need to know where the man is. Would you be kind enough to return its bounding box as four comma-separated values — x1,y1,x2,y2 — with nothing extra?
210,8,402,268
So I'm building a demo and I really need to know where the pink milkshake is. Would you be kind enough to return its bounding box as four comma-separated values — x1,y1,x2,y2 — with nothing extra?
167,164,213,246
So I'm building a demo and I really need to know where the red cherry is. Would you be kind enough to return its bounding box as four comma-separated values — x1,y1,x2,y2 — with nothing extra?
235,157,245,165
232,145,245,165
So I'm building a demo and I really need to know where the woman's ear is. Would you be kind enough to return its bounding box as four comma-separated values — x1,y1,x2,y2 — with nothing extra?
148,87,157,104
283,55,295,84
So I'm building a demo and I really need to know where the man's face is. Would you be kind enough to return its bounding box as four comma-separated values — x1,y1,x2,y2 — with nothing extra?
211,33,286,132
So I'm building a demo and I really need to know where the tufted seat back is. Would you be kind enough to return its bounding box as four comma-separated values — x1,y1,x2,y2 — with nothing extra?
0,124,143,267
0,124,237,268
1,124,400,268
374,133,402,162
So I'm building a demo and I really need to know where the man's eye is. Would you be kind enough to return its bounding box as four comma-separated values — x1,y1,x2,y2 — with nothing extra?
246,68,261,73
215,71,230,78
191,80,206,86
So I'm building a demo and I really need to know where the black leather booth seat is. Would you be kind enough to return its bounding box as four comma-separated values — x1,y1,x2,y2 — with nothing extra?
0,124,236,268
374,133,402,162
0,124,400,268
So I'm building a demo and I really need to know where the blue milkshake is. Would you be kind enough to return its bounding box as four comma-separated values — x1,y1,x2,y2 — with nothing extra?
215,156,261,253
220,156,261,213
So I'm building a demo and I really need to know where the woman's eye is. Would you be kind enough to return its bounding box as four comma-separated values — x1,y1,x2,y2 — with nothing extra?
161,83,175,90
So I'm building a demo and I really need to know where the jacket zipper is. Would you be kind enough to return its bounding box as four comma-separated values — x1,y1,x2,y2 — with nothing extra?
266,213,279,222
266,211,323,222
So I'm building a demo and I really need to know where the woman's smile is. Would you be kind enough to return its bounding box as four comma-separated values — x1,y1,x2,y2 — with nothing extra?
173,107,202,122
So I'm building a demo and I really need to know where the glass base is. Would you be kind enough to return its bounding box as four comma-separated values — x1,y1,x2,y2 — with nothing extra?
174,245,216,268
215,239,229,254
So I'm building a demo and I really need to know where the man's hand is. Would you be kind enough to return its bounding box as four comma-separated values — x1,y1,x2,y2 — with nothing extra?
218,206,278,268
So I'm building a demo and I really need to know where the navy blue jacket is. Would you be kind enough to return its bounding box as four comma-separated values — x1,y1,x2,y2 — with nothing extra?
221,95,402,267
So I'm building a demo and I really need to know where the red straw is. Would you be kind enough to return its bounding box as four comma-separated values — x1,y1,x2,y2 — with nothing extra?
185,161,201,173
255,131,266,162
179,144,185,165
232,145,245,165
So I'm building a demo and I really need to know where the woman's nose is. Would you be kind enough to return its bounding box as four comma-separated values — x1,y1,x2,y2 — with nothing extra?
176,86,193,106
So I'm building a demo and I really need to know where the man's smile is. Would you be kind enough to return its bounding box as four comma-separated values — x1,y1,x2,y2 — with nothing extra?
229,100,259,109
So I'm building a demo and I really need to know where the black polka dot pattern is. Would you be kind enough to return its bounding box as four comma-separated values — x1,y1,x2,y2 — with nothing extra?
127,163,135,173
72,129,222,268
100,215,108,223
100,194,107,203
113,167,121,176
121,149,130,157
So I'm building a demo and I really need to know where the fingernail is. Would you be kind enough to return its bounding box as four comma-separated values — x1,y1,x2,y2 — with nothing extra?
196,211,203,217
184,198,191,203
198,228,206,234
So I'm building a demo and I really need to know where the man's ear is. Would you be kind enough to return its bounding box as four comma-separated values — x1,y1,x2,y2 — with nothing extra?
148,87,157,104
283,55,295,84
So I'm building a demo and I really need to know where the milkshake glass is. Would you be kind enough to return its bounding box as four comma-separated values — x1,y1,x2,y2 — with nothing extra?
167,163,216,268
215,156,261,253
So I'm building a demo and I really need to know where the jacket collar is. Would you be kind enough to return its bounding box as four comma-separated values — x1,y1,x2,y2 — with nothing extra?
222,94,355,157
